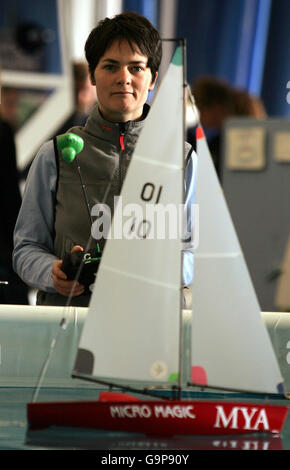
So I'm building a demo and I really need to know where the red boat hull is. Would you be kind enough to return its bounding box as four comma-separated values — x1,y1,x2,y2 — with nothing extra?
27,399,288,435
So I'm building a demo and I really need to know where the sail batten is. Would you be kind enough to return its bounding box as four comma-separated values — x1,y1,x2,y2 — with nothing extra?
133,154,182,170
102,265,179,290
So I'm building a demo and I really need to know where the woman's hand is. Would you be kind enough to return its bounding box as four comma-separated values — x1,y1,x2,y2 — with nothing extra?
51,245,85,297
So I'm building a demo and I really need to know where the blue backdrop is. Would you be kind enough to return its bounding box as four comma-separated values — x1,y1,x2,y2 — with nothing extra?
0,0,61,74
124,0,290,117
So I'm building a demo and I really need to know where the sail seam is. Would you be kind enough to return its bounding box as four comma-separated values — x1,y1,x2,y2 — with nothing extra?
102,265,179,290
134,154,182,170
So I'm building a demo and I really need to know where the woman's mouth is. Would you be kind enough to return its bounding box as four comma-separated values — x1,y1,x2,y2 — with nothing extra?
112,91,133,95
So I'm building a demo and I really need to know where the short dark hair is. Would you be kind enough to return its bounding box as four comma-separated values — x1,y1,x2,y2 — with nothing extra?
85,11,162,83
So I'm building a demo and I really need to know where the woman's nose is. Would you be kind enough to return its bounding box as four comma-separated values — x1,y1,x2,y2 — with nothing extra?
117,68,131,85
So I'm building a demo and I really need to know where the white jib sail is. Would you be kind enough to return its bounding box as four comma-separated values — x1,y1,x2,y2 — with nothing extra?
74,47,184,384
191,128,284,394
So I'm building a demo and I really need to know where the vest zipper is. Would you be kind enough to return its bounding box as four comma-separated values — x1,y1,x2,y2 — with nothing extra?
119,123,126,192
119,134,125,151
119,122,126,151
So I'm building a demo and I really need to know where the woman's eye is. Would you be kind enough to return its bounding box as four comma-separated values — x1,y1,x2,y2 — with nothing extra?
104,64,116,71
102,64,144,73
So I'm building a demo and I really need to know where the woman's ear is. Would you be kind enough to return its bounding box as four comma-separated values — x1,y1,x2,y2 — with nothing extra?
149,72,158,91
89,67,95,85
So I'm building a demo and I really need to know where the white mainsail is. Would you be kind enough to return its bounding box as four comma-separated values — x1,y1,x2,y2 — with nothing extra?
74,47,184,384
191,127,284,394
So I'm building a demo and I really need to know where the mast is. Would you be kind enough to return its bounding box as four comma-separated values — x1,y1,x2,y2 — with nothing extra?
178,38,187,398
162,37,187,398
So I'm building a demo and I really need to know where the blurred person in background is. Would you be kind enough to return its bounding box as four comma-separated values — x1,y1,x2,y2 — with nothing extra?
188,76,267,179
56,61,97,135
188,76,233,177
232,88,267,118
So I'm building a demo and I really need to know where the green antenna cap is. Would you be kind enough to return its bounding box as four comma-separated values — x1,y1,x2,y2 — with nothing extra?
57,133,84,163
171,46,182,66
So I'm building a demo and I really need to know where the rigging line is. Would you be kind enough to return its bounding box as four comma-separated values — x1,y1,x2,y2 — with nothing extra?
75,154,93,225
32,169,115,403
187,381,287,401
31,234,94,403
71,373,180,401
186,83,200,126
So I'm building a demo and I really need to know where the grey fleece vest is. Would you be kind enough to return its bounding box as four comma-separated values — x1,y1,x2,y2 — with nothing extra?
37,106,147,306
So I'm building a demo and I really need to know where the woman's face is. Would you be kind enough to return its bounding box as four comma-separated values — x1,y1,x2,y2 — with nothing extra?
92,39,157,122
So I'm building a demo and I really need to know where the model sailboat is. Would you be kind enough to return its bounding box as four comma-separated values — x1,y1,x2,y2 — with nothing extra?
27,45,288,435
